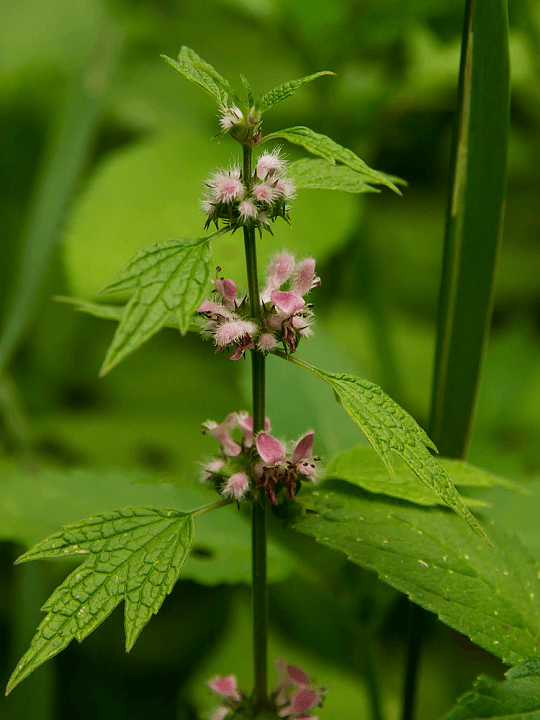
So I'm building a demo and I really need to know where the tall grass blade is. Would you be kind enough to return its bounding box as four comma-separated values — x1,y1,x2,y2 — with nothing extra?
429,0,510,457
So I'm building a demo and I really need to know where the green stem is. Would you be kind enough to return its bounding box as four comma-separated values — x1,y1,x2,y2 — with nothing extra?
242,144,268,714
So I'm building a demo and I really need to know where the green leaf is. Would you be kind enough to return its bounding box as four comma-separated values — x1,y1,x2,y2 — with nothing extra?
290,482,540,665
6,507,194,693
263,126,402,194
256,71,335,113
429,0,510,457
442,660,540,720
0,464,298,586
99,236,214,376
280,354,490,544
288,158,404,194
54,296,204,333
240,74,254,106
161,46,241,108
327,445,526,508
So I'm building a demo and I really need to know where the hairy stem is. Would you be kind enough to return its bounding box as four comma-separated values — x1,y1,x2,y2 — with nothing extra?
242,144,268,714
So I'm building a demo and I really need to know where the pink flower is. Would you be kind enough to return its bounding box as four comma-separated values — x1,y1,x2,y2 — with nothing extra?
239,198,258,220
219,105,243,130
237,412,271,448
221,472,250,502
215,320,258,348
256,432,287,466
275,177,296,199
201,458,226,483
202,413,241,457
271,290,305,315
253,183,276,204
210,707,230,720
207,675,242,702
256,149,284,180
291,431,318,479
273,658,325,718
261,253,296,303
258,332,278,353
293,258,321,296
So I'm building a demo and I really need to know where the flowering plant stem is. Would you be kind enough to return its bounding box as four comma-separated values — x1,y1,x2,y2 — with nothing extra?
242,143,269,714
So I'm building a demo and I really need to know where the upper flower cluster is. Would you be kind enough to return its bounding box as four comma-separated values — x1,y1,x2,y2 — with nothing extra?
201,411,320,505
198,253,320,361
207,658,326,719
200,149,296,233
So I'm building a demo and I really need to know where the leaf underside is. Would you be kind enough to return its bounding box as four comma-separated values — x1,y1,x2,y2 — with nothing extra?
289,159,382,194
6,507,194,694
286,356,490,544
327,445,527,508
256,71,335,113
291,482,540,665
99,237,213,376
161,46,241,108
443,660,540,720
263,126,403,194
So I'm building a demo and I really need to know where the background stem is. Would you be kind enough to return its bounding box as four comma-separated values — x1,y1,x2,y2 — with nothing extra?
242,144,268,714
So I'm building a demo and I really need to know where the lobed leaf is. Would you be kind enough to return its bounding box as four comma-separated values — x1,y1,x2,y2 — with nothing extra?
442,660,540,720
290,482,540,665
6,507,194,694
263,126,403,194
280,355,490,543
54,296,204,333
161,46,241,108
99,236,214,376
256,71,335,113
327,445,527,508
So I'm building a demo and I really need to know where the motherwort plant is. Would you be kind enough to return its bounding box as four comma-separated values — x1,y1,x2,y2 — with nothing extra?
7,47,508,718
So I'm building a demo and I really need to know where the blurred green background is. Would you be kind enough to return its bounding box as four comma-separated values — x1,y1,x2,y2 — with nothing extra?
1,0,540,718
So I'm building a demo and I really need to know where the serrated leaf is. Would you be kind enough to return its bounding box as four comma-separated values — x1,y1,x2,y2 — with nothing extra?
99,236,214,376
256,71,334,113
240,74,254,106
442,660,540,720
327,445,527,508
263,126,403,194
289,158,388,194
162,47,241,108
54,296,204,333
290,482,540,664
6,507,194,694
282,355,490,544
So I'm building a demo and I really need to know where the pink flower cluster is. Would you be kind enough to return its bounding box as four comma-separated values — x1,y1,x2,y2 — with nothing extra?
201,412,319,506
198,254,320,360
200,149,296,232
207,659,325,719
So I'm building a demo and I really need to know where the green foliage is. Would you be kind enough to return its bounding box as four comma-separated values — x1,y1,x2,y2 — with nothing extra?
54,296,204,333
289,158,386,194
290,481,540,665
442,660,540,720
62,130,358,300
282,355,490,543
0,464,298,585
161,46,242,109
99,236,215,376
6,507,194,693
430,0,510,456
327,445,526,508
256,71,335,113
263,126,403,194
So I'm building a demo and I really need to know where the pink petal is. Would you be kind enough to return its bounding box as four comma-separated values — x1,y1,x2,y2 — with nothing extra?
214,277,238,301
287,664,311,687
258,333,278,353
207,675,242,702
293,258,320,296
210,707,230,720
290,688,321,714
215,320,257,347
256,432,286,465
221,472,250,502
292,431,314,464
271,291,305,315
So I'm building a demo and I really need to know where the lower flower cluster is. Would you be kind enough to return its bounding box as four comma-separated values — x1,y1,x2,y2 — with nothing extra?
198,252,320,360
201,412,320,505
207,659,326,719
